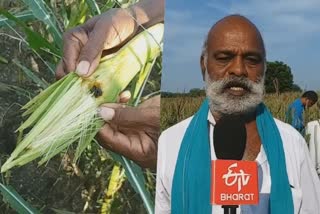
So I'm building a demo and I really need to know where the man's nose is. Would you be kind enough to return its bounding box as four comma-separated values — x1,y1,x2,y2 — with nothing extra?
228,56,248,77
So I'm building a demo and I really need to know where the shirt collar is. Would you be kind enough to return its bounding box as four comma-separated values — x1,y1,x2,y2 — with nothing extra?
207,110,216,126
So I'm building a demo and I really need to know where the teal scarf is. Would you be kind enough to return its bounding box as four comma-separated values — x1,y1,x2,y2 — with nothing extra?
171,99,293,214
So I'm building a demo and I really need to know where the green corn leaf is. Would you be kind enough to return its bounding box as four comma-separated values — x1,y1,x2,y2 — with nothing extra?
101,0,116,12
108,152,154,214
51,208,76,214
121,157,154,214
67,0,88,28
0,8,60,56
22,0,62,47
12,59,49,89
60,0,69,28
0,55,8,64
85,0,101,15
0,183,39,214
131,56,159,104
0,82,34,98
0,10,35,27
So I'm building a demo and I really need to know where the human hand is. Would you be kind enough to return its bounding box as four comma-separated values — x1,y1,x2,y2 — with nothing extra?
97,95,160,169
55,7,138,79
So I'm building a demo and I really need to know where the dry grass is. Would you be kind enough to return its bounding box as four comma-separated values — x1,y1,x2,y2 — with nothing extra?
160,92,320,131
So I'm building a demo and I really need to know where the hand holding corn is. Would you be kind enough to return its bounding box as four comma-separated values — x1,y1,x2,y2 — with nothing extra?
1,21,164,172
51,0,164,169
97,95,160,169
55,0,164,79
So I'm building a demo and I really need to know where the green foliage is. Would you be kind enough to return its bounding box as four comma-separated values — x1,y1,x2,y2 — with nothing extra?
265,61,299,93
22,0,62,46
0,10,36,27
12,59,49,89
0,82,34,98
0,183,39,213
85,0,101,15
189,88,205,97
0,55,8,64
109,152,154,213
0,0,159,213
292,84,302,92
65,0,89,29
0,8,60,56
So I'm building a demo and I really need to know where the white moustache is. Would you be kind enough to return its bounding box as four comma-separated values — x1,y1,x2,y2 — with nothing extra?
204,72,265,115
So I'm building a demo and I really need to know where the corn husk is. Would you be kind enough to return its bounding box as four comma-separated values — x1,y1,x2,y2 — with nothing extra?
1,23,164,172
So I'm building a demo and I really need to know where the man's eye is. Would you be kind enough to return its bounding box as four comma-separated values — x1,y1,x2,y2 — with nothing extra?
246,57,261,64
216,56,232,62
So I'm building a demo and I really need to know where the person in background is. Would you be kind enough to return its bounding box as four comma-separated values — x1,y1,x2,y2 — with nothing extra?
56,0,164,169
286,91,318,133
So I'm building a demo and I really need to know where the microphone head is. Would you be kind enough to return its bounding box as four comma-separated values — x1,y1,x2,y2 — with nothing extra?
213,117,246,160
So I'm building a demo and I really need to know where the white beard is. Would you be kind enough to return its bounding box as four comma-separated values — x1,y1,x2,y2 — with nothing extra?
204,71,265,116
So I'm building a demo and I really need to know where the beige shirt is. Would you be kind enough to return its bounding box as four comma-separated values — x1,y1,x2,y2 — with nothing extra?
155,112,320,214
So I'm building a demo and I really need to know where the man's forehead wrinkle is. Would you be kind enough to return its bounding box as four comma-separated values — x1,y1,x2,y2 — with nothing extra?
209,23,260,45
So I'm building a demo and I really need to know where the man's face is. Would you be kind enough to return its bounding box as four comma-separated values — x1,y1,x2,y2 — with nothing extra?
201,17,266,115
306,99,316,108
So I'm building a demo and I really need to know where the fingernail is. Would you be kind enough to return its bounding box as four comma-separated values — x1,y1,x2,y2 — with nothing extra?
98,107,115,121
119,91,131,102
76,61,90,76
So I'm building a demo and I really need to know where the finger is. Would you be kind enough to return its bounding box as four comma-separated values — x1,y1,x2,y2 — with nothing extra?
55,60,67,80
98,105,160,133
137,131,157,169
98,106,116,121
97,124,157,168
85,50,102,77
62,27,89,73
119,90,131,103
97,123,132,157
76,21,108,76
62,39,80,73
114,107,160,134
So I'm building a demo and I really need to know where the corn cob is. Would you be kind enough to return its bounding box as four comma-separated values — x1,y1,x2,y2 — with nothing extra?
1,23,164,172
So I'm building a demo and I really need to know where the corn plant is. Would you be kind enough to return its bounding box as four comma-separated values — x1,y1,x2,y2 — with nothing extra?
0,0,161,213
161,93,320,132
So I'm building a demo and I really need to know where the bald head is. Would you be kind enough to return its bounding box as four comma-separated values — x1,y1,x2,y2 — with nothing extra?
202,15,266,62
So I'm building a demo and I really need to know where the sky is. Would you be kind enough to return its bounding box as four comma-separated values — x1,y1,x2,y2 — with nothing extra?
161,0,320,92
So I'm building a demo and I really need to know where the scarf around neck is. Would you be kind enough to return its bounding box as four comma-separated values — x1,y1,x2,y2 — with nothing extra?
171,99,293,214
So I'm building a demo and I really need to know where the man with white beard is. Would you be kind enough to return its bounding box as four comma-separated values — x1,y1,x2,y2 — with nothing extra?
155,15,320,214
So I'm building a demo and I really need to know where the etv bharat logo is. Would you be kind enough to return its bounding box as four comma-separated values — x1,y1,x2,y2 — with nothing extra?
222,163,251,192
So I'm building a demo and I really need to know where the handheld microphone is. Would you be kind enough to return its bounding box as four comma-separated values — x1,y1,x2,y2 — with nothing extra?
211,117,259,214
213,117,246,160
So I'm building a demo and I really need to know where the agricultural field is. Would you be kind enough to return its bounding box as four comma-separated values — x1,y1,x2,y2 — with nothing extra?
160,92,320,133
0,0,159,213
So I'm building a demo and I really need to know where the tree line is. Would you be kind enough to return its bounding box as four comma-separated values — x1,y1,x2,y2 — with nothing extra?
162,61,302,97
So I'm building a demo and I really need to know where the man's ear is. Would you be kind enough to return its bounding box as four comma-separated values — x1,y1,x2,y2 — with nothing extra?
200,55,206,81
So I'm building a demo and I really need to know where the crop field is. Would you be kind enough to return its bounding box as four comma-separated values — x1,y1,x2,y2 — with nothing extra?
160,92,320,132
0,0,160,213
